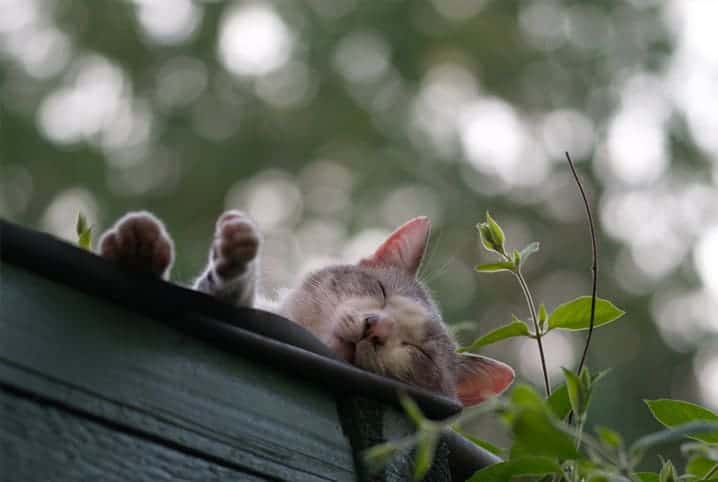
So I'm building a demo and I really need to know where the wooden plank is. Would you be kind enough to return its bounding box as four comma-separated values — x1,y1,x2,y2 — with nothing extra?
0,386,270,482
0,265,355,482
337,398,451,482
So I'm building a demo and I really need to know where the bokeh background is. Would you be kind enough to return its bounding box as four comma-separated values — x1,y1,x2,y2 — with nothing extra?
2,0,718,456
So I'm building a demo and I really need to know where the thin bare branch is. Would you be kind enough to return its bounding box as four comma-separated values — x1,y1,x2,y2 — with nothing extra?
565,151,598,375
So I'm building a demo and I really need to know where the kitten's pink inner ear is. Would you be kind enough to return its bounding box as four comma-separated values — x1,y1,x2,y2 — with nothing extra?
455,354,515,407
359,217,431,277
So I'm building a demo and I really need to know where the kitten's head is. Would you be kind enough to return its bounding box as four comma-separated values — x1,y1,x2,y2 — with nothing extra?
293,217,515,406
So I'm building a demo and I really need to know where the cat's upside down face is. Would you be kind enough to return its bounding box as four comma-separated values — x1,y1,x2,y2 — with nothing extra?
280,217,515,406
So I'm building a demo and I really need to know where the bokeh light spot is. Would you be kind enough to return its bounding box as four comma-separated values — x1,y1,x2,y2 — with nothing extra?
218,3,292,77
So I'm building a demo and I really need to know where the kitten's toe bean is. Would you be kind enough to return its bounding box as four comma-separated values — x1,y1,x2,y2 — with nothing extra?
150,236,173,275
98,212,173,278
99,231,120,261
212,211,260,278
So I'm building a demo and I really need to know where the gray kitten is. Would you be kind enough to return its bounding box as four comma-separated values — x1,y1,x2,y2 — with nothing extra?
98,211,514,406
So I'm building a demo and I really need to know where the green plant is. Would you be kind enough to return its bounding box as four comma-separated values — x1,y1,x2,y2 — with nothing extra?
76,211,93,250
364,155,718,481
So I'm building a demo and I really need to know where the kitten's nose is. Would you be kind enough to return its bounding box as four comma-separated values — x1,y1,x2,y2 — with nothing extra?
363,316,392,346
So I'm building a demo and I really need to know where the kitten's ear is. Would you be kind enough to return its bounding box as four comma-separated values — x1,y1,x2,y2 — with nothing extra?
454,353,515,407
359,217,430,277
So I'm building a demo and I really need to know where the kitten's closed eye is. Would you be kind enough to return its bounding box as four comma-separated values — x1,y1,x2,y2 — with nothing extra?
377,281,386,304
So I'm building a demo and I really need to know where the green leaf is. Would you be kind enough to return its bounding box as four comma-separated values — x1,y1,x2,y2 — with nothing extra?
467,456,561,482
538,303,548,332
76,212,93,250
477,223,494,252
588,472,632,482
596,426,624,449
685,456,718,478
520,241,540,261
363,442,399,473
459,433,503,457
631,421,718,453
580,367,592,392
474,261,515,273
547,383,573,420
485,211,506,255
399,393,426,427
548,370,610,419
547,296,625,331
414,431,439,481
563,367,584,418
646,399,718,443
635,473,660,482
511,383,548,411
510,409,579,459
78,229,92,250
512,249,521,267
658,460,678,482
76,211,88,235
457,317,531,353
477,212,507,257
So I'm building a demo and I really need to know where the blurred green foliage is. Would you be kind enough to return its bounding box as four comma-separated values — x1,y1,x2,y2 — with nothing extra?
2,0,717,467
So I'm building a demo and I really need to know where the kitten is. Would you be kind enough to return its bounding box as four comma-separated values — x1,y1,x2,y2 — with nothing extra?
98,211,514,406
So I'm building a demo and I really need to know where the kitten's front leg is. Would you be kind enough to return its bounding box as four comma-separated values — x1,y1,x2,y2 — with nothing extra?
194,210,260,307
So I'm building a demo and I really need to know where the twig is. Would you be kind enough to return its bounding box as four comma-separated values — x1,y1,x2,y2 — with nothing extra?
512,266,551,396
702,463,718,481
565,151,598,375
495,247,551,396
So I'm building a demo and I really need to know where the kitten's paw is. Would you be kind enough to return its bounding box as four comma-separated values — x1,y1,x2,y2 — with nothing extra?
211,210,260,278
98,212,174,279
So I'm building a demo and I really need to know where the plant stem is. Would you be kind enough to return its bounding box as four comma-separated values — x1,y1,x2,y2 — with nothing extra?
702,463,718,480
565,152,598,376
513,264,551,396
575,416,585,450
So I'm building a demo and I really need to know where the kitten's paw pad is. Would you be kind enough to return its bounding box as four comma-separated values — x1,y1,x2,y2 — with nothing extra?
99,212,173,278
212,210,260,278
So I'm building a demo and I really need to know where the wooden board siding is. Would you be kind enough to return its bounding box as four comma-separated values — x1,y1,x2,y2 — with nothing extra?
1,387,269,482
0,264,355,481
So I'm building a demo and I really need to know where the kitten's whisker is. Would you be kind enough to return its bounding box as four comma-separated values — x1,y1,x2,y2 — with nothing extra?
419,256,455,285
418,228,444,281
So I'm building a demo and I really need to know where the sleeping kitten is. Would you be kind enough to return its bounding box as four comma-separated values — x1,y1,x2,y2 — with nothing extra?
98,211,514,406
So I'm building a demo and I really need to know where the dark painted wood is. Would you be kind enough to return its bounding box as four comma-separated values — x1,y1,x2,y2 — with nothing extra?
0,265,355,482
0,387,270,482
337,398,451,482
